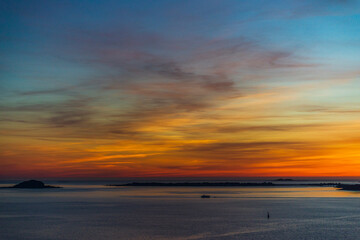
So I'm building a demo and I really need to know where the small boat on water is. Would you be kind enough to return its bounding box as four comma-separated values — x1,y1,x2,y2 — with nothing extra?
201,195,211,198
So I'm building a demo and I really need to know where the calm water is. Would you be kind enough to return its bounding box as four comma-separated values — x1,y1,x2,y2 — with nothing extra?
2,181,360,239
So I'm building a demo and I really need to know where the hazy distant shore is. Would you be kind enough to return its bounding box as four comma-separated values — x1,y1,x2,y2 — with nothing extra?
107,182,340,187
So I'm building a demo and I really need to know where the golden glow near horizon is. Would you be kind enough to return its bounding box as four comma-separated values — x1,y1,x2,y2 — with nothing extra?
1,1,360,178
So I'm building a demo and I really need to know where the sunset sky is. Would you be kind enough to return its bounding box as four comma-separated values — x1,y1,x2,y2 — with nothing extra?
1,0,360,179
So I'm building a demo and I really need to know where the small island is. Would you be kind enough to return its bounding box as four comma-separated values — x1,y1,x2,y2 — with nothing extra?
273,178,294,181
12,180,60,188
336,184,360,191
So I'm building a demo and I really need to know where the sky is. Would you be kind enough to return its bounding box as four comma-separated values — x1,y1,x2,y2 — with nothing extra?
1,0,360,179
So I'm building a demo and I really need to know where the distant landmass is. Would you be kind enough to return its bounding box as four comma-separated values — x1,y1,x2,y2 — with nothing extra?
107,182,340,187
273,178,294,181
108,182,275,187
11,180,60,188
336,184,360,191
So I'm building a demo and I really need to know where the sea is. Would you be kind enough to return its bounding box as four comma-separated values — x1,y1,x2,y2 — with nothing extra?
1,180,360,240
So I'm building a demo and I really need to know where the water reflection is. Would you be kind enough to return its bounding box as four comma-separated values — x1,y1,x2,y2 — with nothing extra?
2,182,360,240
2,182,360,202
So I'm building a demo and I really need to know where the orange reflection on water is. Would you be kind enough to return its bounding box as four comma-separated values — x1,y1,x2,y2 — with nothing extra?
104,186,360,199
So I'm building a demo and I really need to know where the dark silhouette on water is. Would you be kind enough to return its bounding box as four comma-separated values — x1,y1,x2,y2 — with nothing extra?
109,182,275,187
274,178,294,181
267,212,270,219
201,195,211,198
336,184,360,191
12,180,60,188
108,182,339,187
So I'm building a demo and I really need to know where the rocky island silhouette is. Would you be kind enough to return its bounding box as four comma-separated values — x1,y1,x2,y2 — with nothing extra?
336,184,360,191
11,180,60,188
